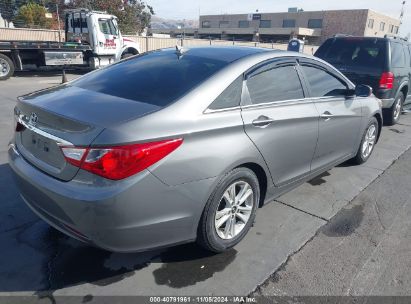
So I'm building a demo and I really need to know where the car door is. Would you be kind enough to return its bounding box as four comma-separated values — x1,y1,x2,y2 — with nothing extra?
241,58,319,186
92,15,122,56
298,60,362,172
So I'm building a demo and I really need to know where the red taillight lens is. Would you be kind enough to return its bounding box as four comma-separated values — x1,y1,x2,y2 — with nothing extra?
61,138,183,180
379,72,394,89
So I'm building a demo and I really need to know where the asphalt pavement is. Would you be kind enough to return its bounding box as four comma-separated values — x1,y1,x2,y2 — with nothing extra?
0,72,410,301
255,144,411,297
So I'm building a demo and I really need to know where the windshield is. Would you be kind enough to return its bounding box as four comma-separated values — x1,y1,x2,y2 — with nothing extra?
71,49,231,107
315,39,388,68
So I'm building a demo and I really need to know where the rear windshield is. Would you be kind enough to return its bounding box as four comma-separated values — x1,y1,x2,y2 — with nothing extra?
315,38,387,68
71,49,230,107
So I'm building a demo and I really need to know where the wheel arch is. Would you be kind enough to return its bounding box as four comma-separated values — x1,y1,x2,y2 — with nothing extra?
122,47,139,56
399,83,408,99
374,113,383,142
235,162,268,208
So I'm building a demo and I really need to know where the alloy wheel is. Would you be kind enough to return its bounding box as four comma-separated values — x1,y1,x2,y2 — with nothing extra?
361,124,377,159
393,98,402,121
214,181,254,240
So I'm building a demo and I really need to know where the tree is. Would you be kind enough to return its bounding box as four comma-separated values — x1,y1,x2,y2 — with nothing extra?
13,1,52,28
0,0,17,25
65,0,154,34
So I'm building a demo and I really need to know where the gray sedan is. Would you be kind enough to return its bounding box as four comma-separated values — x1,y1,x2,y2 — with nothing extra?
9,47,382,253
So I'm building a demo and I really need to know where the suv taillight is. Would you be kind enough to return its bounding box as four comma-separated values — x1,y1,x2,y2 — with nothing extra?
379,72,394,89
61,139,183,180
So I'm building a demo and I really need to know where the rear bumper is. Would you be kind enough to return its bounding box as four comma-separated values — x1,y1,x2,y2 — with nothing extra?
380,98,395,109
8,143,215,252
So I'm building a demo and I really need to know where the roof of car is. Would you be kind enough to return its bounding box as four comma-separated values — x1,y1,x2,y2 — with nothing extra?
156,46,274,63
328,36,409,44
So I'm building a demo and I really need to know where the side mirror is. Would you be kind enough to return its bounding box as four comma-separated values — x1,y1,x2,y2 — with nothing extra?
355,85,373,97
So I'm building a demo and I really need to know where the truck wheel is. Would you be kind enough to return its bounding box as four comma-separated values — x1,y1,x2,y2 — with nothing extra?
384,92,404,126
121,53,134,60
0,53,14,81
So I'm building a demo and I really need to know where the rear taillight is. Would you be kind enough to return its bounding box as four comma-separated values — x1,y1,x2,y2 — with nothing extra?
61,139,183,180
379,72,394,89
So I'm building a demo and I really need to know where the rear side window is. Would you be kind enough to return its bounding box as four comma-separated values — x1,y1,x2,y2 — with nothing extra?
315,39,387,68
72,50,229,107
391,42,406,67
247,65,304,104
301,65,347,98
209,76,243,110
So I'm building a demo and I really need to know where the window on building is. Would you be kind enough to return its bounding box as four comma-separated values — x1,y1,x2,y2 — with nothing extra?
202,20,211,28
308,19,323,29
368,19,374,29
259,20,271,28
380,22,385,31
395,26,399,34
219,21,229,28
389,24,394,33
283,19,296,28
238,20,250,28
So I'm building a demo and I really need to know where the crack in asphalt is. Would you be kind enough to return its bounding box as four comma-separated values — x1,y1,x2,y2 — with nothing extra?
34,241,60,303
250,221,325,297
46,244,60,291
373,199,386,231
274,199,329,222
0,219,40,234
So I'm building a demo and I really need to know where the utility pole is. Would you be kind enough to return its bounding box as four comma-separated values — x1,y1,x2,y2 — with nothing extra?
56,3,62,43
399,1,406,30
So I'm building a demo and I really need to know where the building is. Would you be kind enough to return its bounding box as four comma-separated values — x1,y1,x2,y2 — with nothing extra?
152,9,401,45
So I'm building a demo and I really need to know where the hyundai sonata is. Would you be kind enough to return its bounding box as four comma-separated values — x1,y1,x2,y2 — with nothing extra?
9,47,382,252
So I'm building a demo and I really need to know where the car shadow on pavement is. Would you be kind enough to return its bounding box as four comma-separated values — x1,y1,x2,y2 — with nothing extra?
13,70,90,78
0,163,237,293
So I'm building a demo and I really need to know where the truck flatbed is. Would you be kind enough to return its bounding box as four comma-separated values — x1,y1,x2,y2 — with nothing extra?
0,40,92,51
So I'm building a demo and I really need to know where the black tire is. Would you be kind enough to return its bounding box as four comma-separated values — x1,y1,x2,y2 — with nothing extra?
351,117,379,165
384,92,404,126
0,53,15,81
121,53,134,60
197,167,260,253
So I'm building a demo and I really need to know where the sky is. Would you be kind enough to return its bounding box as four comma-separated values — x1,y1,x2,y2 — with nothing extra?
146,0,410,34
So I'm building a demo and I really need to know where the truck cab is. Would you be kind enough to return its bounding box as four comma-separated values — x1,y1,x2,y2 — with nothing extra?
65,9,140,68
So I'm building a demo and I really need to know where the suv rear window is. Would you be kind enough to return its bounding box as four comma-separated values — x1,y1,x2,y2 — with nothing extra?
315,38,387,68
71,49,231,107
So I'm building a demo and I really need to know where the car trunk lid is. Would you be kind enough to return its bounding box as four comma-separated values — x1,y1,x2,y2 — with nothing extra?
14,85,161,181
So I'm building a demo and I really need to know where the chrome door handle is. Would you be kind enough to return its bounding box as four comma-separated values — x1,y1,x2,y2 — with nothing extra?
252,116,275,128
320,111,333,121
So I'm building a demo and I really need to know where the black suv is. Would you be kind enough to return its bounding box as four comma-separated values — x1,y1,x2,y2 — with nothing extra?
315,36,411,125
